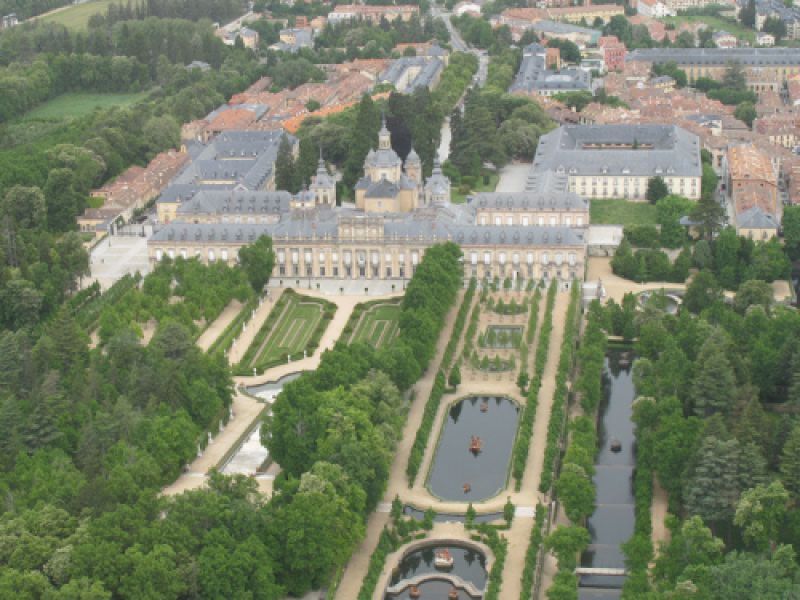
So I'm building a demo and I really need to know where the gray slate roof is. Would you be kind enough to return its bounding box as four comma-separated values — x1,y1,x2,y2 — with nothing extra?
378,56,444,92
467,191,589,212
509,44,591,94
626,47,800,66
737,206,779,229
152,204,587,247
176,190,292,215
531,124,702,178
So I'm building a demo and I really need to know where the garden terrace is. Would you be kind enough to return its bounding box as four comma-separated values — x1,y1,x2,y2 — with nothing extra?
237,289,335,375
345,298,402,349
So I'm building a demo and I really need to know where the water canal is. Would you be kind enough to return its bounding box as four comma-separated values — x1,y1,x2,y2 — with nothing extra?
427,396,519,502
578,351,637,599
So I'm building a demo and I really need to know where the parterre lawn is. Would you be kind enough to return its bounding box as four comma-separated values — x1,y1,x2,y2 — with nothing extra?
351,302,401,348
590,199,658,226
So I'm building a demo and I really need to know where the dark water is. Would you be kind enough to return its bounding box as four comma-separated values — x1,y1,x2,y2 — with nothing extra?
389,545,487,589
403,506,503,524
386,579,471,600
245,371,302,397
427,396,520,501
579,351,636,597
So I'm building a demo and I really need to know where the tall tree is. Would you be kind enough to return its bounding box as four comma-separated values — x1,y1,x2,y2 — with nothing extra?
274,135,298,193
646,176,669,204
343,94,380,190
690,331,736,417
238,235,275,293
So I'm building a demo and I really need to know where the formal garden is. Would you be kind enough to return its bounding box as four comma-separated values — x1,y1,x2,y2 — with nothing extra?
236,289,335,375
344,298,402,349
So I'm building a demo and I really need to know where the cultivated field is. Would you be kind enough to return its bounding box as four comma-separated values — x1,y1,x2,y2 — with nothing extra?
349,301,401,349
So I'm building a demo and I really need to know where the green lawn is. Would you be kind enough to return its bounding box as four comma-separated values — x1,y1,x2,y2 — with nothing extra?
22,92,150,121
452,172,500,204
590,199,658,226
663,15,756,43
241,292,334,372
350,302,401,349
37,0,135,30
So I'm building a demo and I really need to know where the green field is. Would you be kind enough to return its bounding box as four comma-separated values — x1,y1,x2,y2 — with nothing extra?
590,199,658,226
240,291,334,372
22,92,150,121
663,15,756,43
349,302,401,349
37,0,134,30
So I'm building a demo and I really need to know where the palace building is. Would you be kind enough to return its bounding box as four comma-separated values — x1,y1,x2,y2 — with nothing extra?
148,125,591,286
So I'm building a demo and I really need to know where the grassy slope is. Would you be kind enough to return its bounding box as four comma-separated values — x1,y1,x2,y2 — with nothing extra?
663,15,756,43
22,92,150,121
590,199,658,226
37,0,128,30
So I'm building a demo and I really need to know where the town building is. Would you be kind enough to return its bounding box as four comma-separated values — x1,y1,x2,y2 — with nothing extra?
271,27,314,52
529,20,602,47
712,30,738,48
1,13,19,28
598,36,627,72
328,4,420,24
637,0,675,19
498,4,623,28
377,56,445,92
530,124,703,200
79,150,189,237
725,144,781,235
509,43,593,97
454,1,483,16
757,32,776,46
626,47,800,90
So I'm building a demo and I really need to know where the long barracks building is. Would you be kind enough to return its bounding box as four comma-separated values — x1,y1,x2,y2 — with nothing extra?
626,48,800,91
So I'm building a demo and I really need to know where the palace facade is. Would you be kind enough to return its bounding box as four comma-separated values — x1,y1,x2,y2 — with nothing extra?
148,127,591,285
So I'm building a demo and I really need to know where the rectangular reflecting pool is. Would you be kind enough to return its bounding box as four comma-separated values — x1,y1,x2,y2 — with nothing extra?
427,396,519,502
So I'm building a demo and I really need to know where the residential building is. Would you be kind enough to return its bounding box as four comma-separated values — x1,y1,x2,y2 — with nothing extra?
509,43,593,97
328,4,420,24
712,30,738,48
637,0,674,19
271,27,314,52
530,20,602,47
1,13,19,28
377,56,445,92
599,36,627,72
626,48,800,90
757,32,776,46
453,1,483,16
725,144,781,236
79,150,189,236
530,124,703,200
736,206,780,238
499,4,623,27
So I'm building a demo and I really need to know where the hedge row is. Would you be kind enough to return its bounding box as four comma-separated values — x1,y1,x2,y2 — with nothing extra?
574,314,608,414
73,274,140,331
356,526,401,600
538,283,582,494
511,285,554,489
406,281,474,483
481,527,509,600
462,299,481,357
518,503,547,600
442,278,477,372
207,296,259,357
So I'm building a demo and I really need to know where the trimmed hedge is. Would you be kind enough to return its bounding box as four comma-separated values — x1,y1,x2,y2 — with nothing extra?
356,526,401,600
481,526,509,600
511,284,554,489
406,280,474,484
207,296,259,356
73,274,140,331
340,297,402,342
539,283,581,494
519,503,547,600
